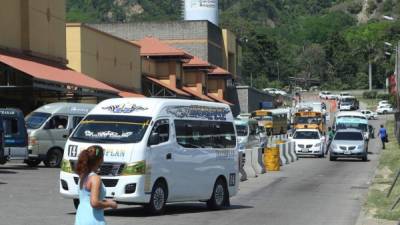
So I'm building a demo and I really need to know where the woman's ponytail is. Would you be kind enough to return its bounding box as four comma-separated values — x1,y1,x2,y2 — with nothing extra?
76,146,104,189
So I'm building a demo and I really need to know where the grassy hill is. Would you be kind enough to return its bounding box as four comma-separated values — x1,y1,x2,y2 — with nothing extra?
66,0,400,90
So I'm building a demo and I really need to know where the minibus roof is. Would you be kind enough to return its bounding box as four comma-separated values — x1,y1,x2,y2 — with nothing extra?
336,111,366,119
33,102,96,115
91,98,234,121
0,108,24,117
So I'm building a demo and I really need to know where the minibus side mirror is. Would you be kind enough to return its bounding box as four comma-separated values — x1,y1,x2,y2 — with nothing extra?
148,133,160,146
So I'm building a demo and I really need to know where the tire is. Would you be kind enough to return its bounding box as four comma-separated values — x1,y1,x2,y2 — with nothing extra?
383,111,387,115
329,154,336,161
207,178,228,210
44,148,63,168
25,159,41,167
145,181,168,215
362,155,368,162
73,199,80,210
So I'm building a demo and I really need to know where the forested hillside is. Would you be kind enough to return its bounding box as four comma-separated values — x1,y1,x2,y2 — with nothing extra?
67,0,400,90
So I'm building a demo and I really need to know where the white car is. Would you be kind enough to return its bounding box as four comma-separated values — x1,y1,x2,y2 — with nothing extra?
360,110,377,120
290,129,325,158
338,92,351,100
319,91,337,100
263,88,287,96
378,100,389,106
376,105,394,114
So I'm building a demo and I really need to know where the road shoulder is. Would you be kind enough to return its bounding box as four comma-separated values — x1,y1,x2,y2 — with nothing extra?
356,118,400,225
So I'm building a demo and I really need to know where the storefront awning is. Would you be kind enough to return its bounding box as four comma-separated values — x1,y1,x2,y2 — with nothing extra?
0,51,119,96
145,76,191,97
207,93,234,106
182,87,214,101
119,91,144,97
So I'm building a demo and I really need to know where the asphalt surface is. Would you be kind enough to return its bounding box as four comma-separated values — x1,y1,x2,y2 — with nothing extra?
0,100,386,225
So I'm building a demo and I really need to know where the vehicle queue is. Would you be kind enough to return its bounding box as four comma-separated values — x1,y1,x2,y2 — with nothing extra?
0,90,384,215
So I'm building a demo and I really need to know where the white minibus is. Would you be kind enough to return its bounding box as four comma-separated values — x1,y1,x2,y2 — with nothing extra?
60,98,238,214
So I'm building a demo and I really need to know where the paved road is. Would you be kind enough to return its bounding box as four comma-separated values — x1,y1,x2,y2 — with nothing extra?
0,109,386,225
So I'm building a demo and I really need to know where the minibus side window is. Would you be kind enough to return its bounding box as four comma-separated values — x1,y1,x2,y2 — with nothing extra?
45,115,68,129
3,118,19,136
149,119,169,145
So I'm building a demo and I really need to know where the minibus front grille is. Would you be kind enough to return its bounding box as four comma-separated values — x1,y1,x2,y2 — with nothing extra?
70,161,125,176
73,176,118,187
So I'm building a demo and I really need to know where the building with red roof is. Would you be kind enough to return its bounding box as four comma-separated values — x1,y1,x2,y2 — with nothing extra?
0,1,124,114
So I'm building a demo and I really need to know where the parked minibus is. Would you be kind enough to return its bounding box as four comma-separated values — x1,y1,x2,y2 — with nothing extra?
269,108,289,135
0,108,28,164
60,98,238,214
334,111,370,140
25,103,95,167
235,118,266,150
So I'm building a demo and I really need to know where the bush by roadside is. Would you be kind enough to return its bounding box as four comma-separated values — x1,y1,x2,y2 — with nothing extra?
364,119,400,220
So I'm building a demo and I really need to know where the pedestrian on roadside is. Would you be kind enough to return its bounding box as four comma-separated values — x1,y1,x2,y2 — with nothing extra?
326,127,335,154
378,124,388,149
75,146,117,225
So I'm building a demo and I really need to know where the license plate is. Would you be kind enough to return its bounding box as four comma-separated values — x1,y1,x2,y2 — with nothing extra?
344,150,351,155
302,149,309,153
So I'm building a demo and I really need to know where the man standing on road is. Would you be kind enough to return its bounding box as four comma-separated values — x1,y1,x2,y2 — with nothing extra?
378,124,388,149
326,127,335,154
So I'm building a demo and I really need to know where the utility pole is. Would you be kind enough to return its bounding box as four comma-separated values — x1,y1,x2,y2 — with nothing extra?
369,61,372,91
276,62,280,82
397,42,400,108
250,72,253,87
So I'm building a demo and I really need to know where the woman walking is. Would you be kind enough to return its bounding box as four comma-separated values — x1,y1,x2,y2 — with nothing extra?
75,146,117,225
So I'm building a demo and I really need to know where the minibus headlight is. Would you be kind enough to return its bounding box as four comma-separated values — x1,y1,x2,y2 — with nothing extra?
121,161,146,176
28,136,38,146
61,159,73,173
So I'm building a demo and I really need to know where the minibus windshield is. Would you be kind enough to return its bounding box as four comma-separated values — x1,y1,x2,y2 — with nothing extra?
25,112,51,129
235,125,248,136
295,117,321,124
336,123,367,132
70,115,151,144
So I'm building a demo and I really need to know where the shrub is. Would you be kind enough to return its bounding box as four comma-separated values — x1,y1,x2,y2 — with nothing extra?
348,1,363,14
363,90,378,99
367,0,377,14
377,93,390,100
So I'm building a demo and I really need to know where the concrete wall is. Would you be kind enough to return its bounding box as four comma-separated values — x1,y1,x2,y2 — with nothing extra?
28,0,66,61
183,70,206,94
66,24,142,92
222,29,239,79
0,1,22,50
89,21,225,67
236,86,274,114
0,0,66,61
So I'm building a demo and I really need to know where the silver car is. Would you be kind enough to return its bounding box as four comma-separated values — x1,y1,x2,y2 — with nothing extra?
329,129,368,161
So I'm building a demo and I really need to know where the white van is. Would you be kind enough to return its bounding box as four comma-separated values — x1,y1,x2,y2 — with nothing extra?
25,103,95,167
60,98,238,214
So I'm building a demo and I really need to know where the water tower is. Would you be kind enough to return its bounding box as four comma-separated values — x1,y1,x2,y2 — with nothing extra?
183,0,219,26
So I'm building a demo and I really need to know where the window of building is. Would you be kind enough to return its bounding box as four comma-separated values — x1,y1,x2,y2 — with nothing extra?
175,120,236,149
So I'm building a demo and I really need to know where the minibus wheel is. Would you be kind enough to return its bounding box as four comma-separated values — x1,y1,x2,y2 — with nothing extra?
25,159,41,167
44,148,63,168
207,178,228,210
73,199,79,209
146,181,167,215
